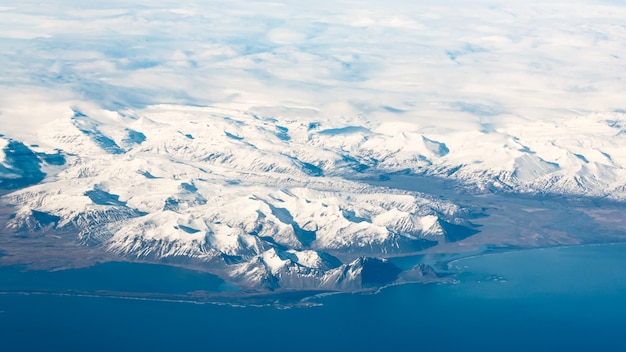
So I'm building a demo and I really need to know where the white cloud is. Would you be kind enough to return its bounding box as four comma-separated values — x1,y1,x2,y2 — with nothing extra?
1,0,626,140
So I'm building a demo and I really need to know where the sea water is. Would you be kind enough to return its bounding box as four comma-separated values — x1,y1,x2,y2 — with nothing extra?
1,244,626,351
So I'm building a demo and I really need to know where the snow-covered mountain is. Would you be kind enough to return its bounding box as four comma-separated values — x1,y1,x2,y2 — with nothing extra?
0,104,469,290
1,103,625,290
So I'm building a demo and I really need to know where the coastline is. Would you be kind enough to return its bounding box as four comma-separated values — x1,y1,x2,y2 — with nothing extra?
443,240,626,270
3,240,626,308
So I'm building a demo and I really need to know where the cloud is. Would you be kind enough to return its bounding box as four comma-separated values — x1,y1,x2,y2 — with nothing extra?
1,0,626,141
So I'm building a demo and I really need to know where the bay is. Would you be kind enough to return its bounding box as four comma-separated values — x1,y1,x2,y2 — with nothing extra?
1,244,626,351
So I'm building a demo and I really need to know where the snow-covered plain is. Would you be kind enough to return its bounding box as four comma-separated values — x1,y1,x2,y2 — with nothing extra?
1,0,626,290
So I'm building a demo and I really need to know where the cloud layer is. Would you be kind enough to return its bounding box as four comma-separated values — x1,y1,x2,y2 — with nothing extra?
2,1,626,128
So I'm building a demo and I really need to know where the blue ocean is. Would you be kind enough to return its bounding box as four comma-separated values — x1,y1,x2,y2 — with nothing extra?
2,243,626,351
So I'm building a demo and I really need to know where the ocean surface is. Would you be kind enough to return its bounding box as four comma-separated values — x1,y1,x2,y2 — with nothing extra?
2,243,626,351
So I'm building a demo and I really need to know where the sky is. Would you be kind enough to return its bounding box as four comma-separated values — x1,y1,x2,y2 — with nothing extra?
1,0,626,140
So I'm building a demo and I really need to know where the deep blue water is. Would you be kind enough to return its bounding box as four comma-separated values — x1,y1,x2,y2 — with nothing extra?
0,261,231,294
2,244,626,351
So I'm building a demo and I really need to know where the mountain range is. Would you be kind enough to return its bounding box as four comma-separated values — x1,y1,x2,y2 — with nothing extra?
1,103,625,290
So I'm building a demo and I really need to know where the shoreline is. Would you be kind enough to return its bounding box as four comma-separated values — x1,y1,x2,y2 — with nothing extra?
3,240,626,308
442,240,626,270
2,240,626,308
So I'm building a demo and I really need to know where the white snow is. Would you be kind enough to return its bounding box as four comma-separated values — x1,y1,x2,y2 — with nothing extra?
3,104,473,263
2,0,626,288
0,138,8,164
